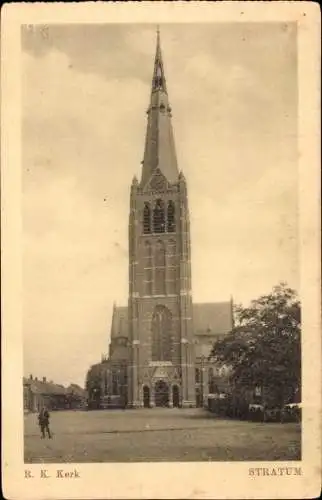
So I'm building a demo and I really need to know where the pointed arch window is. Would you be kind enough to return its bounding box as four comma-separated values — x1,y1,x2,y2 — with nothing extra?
143,241,152,296
112,371,118,395
152,305,172,361
167,200,176,232
143,202,151,234
153,199,165,233
155,240,166,295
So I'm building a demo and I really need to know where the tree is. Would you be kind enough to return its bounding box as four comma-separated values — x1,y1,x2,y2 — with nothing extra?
210,283,301,406
85,364,102,409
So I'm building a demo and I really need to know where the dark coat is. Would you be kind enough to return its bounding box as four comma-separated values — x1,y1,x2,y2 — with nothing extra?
38,409,50,426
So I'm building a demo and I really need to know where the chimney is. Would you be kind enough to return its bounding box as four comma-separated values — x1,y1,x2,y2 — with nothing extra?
42,376,46,383
29,374,33,380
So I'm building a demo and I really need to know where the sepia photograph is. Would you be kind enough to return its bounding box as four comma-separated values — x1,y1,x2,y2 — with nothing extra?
1,3,320,499
22,21,301,464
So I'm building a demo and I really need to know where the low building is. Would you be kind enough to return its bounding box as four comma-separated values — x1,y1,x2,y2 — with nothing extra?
23,375,86,412
66,383,88,409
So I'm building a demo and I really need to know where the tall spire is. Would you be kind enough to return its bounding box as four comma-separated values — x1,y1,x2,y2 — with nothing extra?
140,28,179,187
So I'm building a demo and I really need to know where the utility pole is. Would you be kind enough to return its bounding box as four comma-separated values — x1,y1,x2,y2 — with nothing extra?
200,355,205,407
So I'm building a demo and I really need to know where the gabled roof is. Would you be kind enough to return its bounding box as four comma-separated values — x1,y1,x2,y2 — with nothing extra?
193,302,233,336
23,377,67,395
66,384,87,397
110,301,233,340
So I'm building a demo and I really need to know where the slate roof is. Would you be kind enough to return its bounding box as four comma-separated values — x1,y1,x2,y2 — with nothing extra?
111,301,233,339
193,302,233,336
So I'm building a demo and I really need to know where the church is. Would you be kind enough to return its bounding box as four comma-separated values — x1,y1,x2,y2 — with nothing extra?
86,31,233,409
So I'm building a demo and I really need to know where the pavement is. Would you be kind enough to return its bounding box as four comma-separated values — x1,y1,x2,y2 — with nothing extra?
24,408,301,463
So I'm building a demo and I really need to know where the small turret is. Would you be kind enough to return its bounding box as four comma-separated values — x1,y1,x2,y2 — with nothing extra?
131,175,138,186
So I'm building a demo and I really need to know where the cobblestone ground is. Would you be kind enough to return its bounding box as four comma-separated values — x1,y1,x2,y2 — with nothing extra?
24,408,301,463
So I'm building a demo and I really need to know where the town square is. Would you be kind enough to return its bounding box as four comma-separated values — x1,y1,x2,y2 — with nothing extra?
24,408,301,463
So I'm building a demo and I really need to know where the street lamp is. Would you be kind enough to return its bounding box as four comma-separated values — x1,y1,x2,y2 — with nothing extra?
200,355,205,407
181,338,188,402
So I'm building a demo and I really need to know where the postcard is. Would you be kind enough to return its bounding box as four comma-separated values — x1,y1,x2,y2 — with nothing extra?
1,2,321,499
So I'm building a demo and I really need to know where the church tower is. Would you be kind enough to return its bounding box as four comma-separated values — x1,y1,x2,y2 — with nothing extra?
128,30,196,408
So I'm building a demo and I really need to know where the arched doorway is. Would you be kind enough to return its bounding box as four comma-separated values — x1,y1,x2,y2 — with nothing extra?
154,380,169,407
143,386,150,408
172,385,180,407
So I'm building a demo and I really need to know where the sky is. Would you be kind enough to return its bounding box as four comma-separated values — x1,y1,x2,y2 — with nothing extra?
22,23,298,387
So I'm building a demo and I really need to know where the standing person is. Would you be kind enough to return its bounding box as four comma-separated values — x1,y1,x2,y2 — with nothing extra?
38,406,52,439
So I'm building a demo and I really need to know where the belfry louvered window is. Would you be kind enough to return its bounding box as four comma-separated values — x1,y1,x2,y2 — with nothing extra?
167,200,175,232
143,203,151,234
153,199,165,233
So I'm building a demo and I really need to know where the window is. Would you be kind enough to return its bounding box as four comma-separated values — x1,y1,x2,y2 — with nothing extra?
167,201,176,232
143,203,151,234
112,372,118,395
152,306,172,361
195,368,200,383
155,241,166,295
208,368,215,393
153,199,165,233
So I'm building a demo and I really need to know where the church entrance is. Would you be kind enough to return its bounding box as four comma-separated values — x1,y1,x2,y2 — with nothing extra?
154,380,169,407
172,385,180,407
143,386,150,408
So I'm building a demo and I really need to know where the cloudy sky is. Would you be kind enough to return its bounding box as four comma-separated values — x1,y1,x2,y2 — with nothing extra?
22,23,298,387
